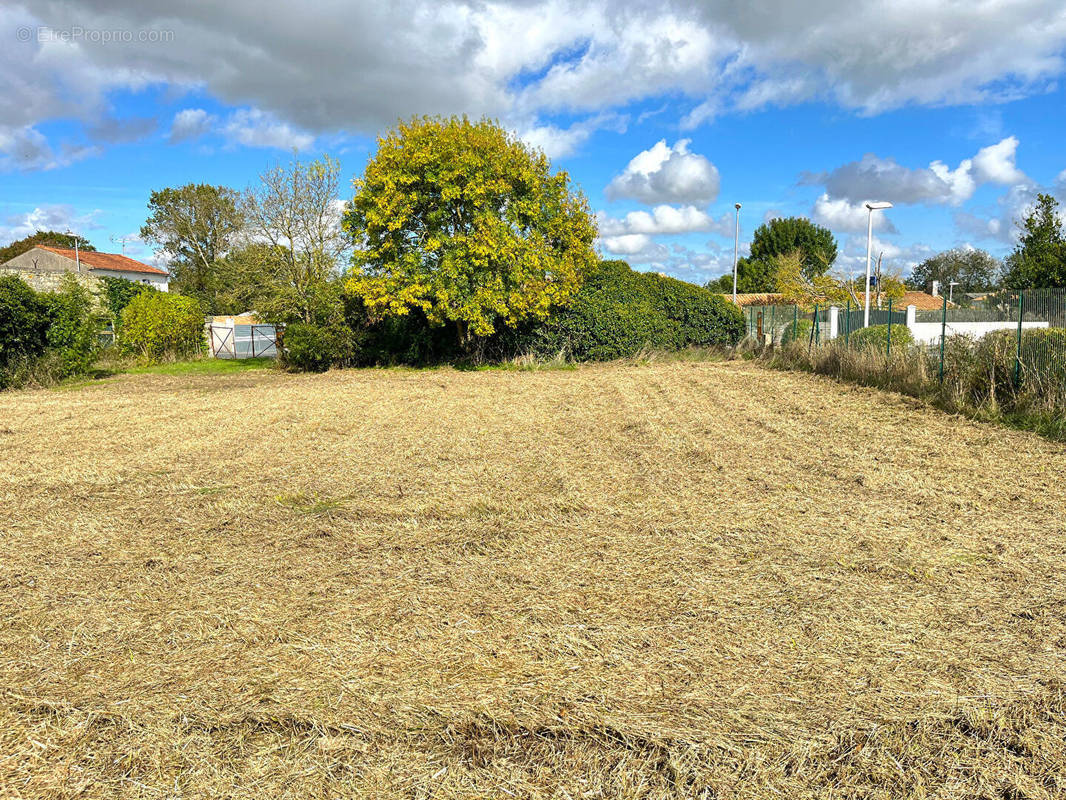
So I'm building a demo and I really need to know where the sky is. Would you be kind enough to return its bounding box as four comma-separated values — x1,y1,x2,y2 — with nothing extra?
2,0,1066,286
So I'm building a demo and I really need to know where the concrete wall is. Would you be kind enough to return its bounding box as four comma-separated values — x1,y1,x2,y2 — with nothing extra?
909,320,1050,345
89,268,169,292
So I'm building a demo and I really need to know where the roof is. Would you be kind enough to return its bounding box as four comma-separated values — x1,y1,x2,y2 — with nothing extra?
722,293,786,307
37,245,168,276
900,291,952,311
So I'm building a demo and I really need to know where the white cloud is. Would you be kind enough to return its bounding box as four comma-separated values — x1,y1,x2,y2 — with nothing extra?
811,193,899,234
4,1,1066,170
606,139,720,205
835,234,934,279
169,109,216,143
0,125,98,171
0,205,101,245
518,112,627,158
805,137,1030,208
971,136,1027,185
220,109,314,150
600,233,667,259
954,181,1066,244
597,205,732,236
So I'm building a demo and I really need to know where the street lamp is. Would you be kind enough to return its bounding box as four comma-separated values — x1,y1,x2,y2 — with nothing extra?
731,202,741,303
863,201,892,327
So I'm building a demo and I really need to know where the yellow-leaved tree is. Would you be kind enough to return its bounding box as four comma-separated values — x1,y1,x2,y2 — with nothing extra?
344,117,598,351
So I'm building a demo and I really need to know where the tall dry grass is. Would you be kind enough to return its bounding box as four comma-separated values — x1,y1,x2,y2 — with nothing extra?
762,334,1066,440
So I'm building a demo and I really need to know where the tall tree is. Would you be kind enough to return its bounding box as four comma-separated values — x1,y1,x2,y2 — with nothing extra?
705,217,837,295
0,231,95,264
345,116,597,349
1001,193,1066,289
750,218,837,280
139,184,244,309
242,155,348,324
906,248,1001,294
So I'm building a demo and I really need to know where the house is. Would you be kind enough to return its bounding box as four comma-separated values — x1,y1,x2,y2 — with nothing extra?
1,245,169,292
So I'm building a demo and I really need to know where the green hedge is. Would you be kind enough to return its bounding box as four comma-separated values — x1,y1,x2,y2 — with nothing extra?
120,292,205,363
0,275,51,378
513,260,744,361
0,274,101,388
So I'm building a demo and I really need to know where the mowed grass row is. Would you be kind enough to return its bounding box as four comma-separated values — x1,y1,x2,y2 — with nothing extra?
1,361,1065,798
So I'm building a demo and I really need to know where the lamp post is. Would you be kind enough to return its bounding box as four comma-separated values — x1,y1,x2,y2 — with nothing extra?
731,202,741,303
863,201,892,327
66,229,81,273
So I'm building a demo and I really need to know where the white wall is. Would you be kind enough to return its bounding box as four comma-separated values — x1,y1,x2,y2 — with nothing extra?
908,320,1049,345
90,268,169,292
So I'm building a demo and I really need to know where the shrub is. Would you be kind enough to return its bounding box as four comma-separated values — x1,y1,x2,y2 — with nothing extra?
847,323,914,351
0,275,50,381
280,322,356,372
42,275,100,379
510,260,744,361
120,292,205,363
781,318,813,346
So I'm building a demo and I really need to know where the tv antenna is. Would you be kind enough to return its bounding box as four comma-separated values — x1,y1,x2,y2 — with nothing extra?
110,233,136,255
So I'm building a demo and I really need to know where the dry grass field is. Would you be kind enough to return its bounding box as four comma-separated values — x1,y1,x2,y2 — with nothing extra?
2,359,1065,799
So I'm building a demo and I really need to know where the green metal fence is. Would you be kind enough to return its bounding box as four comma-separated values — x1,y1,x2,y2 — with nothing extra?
742,288,1066,400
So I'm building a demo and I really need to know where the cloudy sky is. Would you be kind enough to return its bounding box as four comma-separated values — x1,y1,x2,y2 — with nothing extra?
2,0,1066,284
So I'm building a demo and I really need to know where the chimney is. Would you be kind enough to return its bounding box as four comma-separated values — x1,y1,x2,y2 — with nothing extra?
931,280,940,297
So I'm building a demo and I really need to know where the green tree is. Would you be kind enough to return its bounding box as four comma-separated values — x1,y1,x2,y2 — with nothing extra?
140,184,244,309
906,248,1001,294
0,230,95,264
705,217,837,295
242,156,348,324
751,217,837,280
1001,193,1066,288
345,116,598,350
706,257,780,294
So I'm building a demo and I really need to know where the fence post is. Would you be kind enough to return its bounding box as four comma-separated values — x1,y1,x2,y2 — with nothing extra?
845,298,851,346
793,304,798,342
771,305,776,344
938,294,947,383
1014,291,1024,388
886,298,893,358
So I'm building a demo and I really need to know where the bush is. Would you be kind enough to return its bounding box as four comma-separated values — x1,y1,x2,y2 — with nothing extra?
280,322,356,372
781,318,813,346
42,275,100,379
0,275,50,382
847,323,914,351
120,292,205,363
509,260,744,361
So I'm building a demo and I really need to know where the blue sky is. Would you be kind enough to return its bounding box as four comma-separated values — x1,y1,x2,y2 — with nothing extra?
2,1,1066,286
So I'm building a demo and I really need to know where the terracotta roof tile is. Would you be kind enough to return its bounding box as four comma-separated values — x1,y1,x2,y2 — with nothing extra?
37,246,168,276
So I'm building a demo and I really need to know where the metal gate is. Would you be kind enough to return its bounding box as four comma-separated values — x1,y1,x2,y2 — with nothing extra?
208,324,278,359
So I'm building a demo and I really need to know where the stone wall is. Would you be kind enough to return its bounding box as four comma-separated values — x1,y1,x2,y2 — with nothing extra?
0,267,105,308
